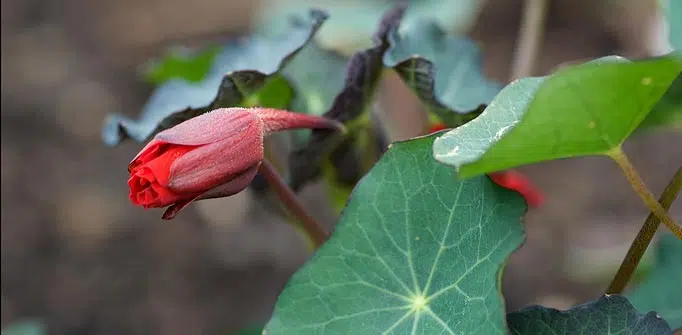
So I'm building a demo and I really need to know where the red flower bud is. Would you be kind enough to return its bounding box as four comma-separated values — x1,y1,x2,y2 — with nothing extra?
128,107,342,219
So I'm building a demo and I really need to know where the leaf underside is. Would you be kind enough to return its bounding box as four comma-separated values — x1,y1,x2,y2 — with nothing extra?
254,0,485,55
383,20,500,125
287,4,406,192
101,9,327,146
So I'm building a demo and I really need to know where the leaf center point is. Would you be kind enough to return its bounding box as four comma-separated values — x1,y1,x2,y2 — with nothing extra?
410,294,428,311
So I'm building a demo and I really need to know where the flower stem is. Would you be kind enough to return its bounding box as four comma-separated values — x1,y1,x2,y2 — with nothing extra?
258,159,328,248
608,147,682,238
606,165,682,294
510,0,549,80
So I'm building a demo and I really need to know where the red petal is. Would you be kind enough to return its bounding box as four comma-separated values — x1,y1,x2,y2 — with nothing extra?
167,119,264,194
128,142,196,208
141,145,195,185
161,163,260,220
129,139,165,171
128,167,186,208
197,163,260,200
161,195,201,220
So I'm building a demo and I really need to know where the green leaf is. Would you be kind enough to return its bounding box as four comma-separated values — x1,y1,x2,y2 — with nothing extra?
266,135,527,334
254,0,485,55
235,325,264,335
286,4,405,193
507,295,673,335
285,50,383,192
141,46,221,86
101,9,326,146
283,42,348,117
433,54,682,177
638,72,682,130
280,39,348,148
627,234,682,329
1,319,46,335
383,20,500,125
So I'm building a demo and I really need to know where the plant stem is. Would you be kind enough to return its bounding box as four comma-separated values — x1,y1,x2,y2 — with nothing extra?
510,0,549,80
606,166,682,294
608,147,682,238
258,159,329,248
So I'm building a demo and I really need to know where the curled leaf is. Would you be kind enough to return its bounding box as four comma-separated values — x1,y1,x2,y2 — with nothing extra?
102,9,328,146
254,0,486,55
287,3,406,192
383,20,500,125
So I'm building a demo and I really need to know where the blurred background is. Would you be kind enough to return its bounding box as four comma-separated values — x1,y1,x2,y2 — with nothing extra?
1,0,681,334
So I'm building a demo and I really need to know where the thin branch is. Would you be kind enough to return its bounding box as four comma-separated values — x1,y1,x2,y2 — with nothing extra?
606,166,682,294
608,148,682,238
509,0,549,80
258,159,328,248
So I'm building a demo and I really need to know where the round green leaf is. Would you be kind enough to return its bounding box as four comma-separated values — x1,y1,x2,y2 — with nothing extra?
507,295,673,335
266,135,527,334
433,54,682,177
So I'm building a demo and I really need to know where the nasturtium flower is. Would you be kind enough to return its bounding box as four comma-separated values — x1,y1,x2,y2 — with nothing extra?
128,107,342,219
